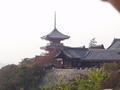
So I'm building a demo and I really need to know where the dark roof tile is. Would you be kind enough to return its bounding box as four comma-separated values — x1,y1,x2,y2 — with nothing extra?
41,29,70,40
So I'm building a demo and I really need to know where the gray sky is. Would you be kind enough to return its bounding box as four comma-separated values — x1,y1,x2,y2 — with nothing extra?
0,0,120,65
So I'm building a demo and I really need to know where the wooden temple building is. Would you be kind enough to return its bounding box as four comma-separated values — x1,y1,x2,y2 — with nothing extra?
34,13,120,68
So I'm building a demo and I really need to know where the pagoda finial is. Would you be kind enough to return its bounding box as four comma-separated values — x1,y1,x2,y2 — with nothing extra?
54,11,56,29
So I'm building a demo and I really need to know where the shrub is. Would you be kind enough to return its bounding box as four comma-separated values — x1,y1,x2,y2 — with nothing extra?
41,68,107,90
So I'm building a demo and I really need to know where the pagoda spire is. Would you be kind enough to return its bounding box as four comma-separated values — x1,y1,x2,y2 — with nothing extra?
41,12,70,41
41,13,70,52
54,11,56,29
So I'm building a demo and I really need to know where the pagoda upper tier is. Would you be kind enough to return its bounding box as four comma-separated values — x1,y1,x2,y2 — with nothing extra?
41,13,70,52
41,28,70,41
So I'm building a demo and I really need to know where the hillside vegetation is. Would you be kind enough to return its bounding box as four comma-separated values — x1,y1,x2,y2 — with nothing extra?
0,63,46,90
0,59,120,90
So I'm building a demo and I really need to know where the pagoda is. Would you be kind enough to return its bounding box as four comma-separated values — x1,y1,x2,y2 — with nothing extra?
41,13,70,52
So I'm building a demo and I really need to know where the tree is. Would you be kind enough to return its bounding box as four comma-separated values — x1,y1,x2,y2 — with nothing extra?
0,64,19,90
89,38,97,48
74,68,107,90
0,63,47,90
41,68,107,90
17,64,46,90
102,63,120,89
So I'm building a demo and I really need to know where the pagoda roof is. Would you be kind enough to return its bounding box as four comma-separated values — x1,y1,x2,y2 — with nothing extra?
41,29,70,40
40,43,64,50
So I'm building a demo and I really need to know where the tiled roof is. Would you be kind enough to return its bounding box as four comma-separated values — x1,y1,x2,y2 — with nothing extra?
108,38,120,50
60,47,89,59
41,29,70,40
89,44,105,49
57,47,120,61
84,50,120,61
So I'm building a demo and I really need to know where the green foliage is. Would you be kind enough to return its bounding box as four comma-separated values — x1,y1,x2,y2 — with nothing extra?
103,62,120,73
41,76,70,90
17,64,46,90
42,68,107,90
0,64,18,90
72,68,106,90
0,63,109,90
0,64,46,90
102,63,120,89
89,38,97,48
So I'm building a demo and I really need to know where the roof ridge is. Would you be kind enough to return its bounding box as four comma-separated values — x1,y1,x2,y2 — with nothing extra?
108,38,120,49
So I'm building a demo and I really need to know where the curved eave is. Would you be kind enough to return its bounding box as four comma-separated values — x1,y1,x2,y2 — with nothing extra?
41,35,70,41
41,29,70,40
40,45,64,50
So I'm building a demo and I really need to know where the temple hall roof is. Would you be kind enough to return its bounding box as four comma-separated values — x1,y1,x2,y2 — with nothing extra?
84,50,120,61
57,47,120,61
108,38,120,50
57,47,89,59
89,44,105,49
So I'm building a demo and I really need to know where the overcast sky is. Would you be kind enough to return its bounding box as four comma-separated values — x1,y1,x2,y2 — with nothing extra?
0,0,120,65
